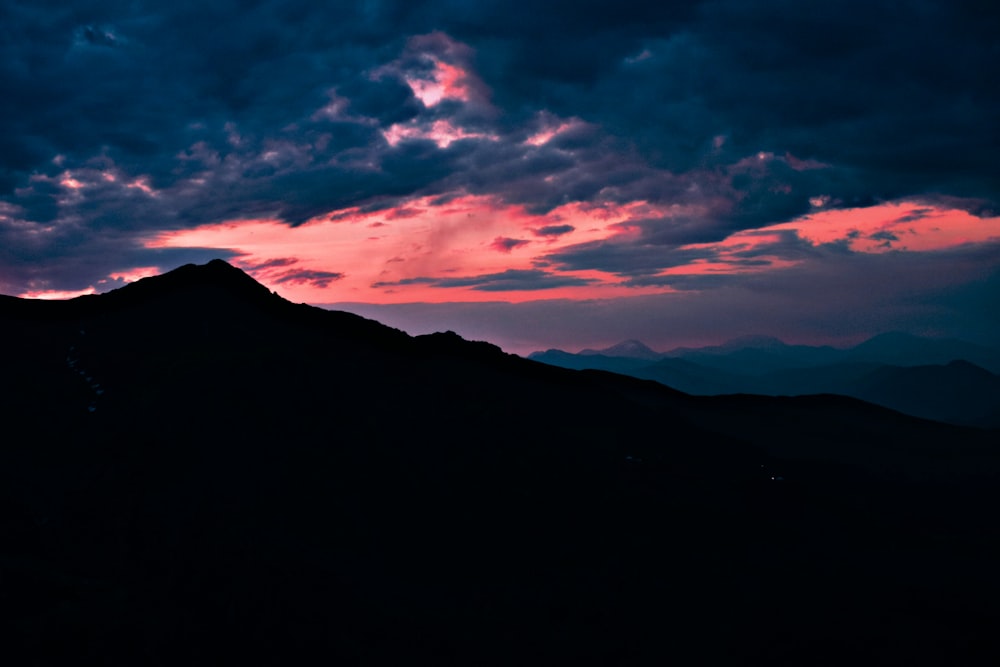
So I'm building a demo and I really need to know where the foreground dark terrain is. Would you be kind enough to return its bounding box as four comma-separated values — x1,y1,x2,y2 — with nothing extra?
2,260,999,665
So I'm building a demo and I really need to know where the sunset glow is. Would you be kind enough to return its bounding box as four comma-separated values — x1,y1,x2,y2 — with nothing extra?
770,203,1000,253
2,2,996,352
144,196,681,303
135,196,1000,309
21,286,97,300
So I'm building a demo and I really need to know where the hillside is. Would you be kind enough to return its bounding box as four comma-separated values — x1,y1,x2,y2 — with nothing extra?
2,261,999,665
531,336,1000,427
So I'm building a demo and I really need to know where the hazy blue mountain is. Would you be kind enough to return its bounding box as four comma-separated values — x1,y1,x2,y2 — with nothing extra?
577,339,661,359
753,362,886,395
528,349,653,375
665,334,789,355
530,333,1000,426
670,344,845,375
845,331,1000,373
629,357,749,395
849,360,1000,428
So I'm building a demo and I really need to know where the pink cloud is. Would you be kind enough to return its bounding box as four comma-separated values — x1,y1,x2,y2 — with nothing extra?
525,116,583,146
142,194,1000,306
374,32,491,111
382,119,497,148
406,60,472,106
767,202,1000,252
143,195,670,303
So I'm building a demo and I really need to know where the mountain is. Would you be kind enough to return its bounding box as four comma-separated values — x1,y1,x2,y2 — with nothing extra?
578,339,661,359
666,333,789,355
631,356,749,395
663,337,844,373
546,332,1000,375
4,261,1000,665
531,333,1000,426
846,331,1000,372
849,360,1000,428
528,349,653,375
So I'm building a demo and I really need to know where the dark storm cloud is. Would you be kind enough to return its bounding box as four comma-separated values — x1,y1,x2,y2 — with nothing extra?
373,269,595,292
1,0,997,293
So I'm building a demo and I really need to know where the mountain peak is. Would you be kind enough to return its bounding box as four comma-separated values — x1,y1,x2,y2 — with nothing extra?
579,339,660,359
153,258,263,288
105,259,275,305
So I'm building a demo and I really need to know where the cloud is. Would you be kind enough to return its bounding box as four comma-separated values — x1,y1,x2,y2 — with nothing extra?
533,224,575,237
239,257,300,272
0,0,996,346
490,236,530,253
271,269,345,288
337,240,1000,355
545,239,716,276
373,268,595,292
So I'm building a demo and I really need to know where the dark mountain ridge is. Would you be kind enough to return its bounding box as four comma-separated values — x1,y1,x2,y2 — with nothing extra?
543,331,1000,373
3,261,1000,665
530,333,1000,427
579,339,660,359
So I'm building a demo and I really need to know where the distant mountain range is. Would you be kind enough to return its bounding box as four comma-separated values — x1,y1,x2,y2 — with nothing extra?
3,260,1000,664
530,334,1000,427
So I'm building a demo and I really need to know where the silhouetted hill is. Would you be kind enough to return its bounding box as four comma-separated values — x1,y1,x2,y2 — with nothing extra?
3,262,1000,665
846,331,1000,372
632,356,747,395
850,360,1000,428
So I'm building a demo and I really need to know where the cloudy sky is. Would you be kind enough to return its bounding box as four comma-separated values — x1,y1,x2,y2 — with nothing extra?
3,0,998,354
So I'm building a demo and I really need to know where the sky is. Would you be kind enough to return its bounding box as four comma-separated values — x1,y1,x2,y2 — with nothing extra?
2,0,998,355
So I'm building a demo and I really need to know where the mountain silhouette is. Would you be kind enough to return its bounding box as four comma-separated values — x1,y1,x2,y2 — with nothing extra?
578,339,661,359
3,261,1000,665
532,333,1000,426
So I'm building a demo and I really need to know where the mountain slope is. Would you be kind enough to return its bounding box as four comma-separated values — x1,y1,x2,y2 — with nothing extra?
2,261,1000,665
849,360,1000,427
847,331,1000,372
532,334,1000,426
578,339,661,359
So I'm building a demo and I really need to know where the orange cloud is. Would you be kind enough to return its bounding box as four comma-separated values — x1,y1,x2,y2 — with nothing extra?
766,202,1000,252
143,195,676,303
141,196,1000,305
